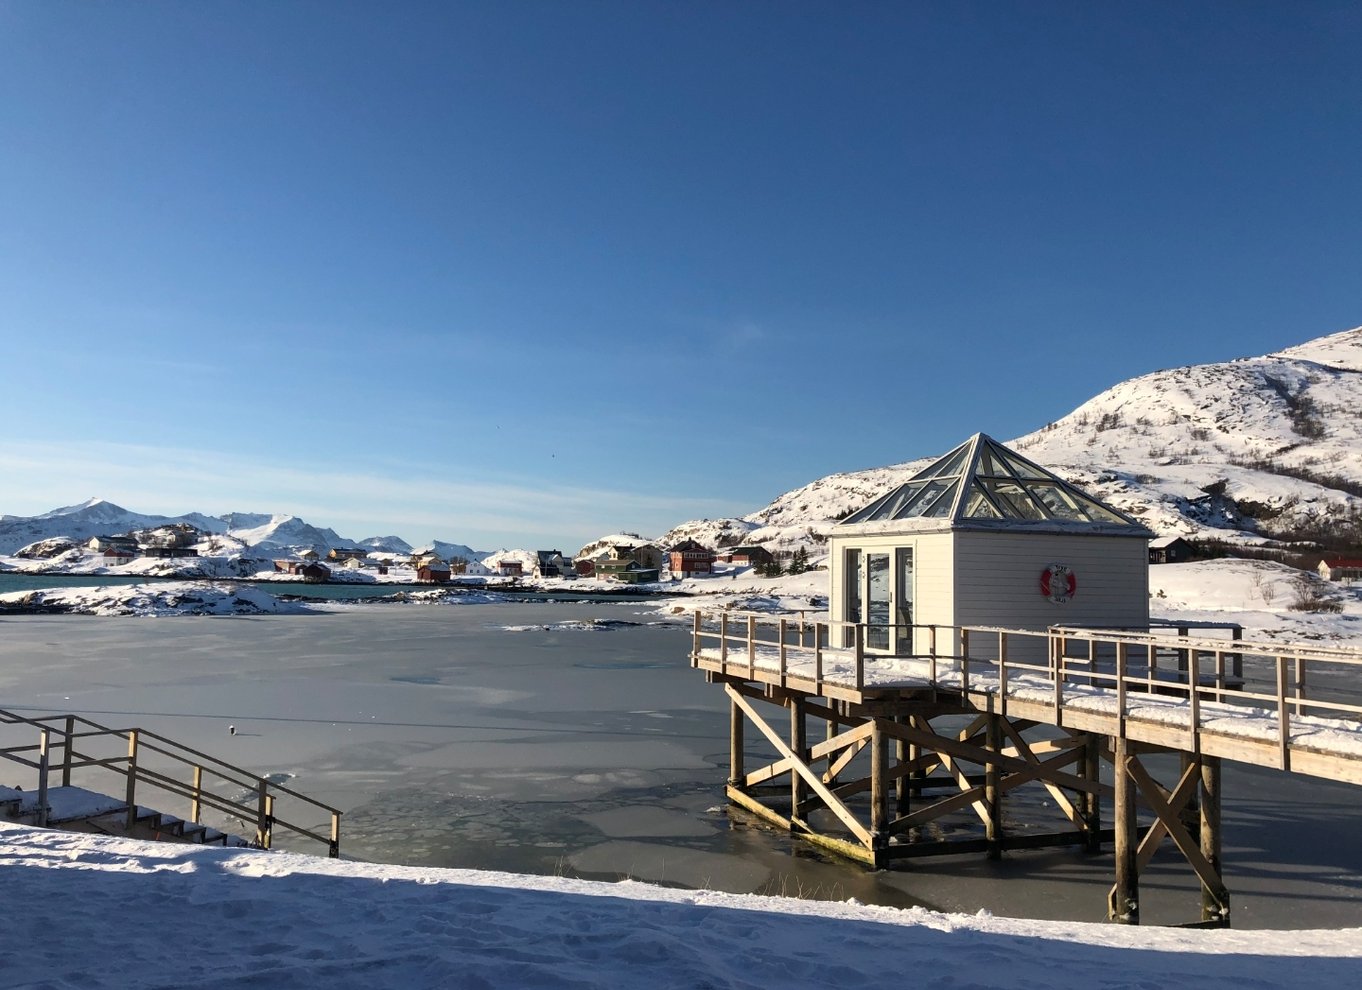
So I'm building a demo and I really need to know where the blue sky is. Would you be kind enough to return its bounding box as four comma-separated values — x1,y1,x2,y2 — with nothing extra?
1,1,1359,551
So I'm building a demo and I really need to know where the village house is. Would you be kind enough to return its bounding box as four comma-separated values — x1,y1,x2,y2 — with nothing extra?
101,547,136,566
1148,536,1194,564
667,539,716,578
718,545,774,568
141,546,200,559
595,559,659,584
327,548,369,562
417,560,451,583
87,535,139,553
534,550,570,578
1318,557,1362,583
497,560,523,578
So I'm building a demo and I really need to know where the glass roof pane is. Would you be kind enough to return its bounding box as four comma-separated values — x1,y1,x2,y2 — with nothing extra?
920,444,971,480
1029,483,1086,521
999,451,1050,480
918,479,960,517
983,479,1047,520
880,486,921,519
1070,494,1128,524
974,448,1002,478
898,479,953,520
962,483,1004,518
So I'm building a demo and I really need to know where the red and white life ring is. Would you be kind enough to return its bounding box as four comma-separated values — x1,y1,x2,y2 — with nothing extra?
1040,563,1077,604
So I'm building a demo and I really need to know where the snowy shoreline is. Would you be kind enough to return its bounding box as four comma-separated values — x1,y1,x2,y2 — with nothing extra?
3,822,1360,989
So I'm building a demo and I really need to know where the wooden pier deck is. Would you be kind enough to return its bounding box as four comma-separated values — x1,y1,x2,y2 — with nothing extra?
691,610,1362,926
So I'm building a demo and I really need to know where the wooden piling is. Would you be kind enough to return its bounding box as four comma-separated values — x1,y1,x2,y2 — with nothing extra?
1200,756,1229,926
1110,736,1139,924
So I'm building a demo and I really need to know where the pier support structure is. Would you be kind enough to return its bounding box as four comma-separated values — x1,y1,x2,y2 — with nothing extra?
714,673,1229,926
1107,742,1230,927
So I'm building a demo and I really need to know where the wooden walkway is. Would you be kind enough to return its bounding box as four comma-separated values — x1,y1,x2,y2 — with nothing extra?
690,610,1362,926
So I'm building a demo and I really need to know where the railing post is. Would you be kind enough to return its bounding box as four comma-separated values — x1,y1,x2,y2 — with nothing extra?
814,624,824,683
778,618,787,686
1116,641,1128,738
330,811,341,859
124,730,139,831
1276,656,1290,771
998,632,1009,718
691,610,701,658
747,616,756,667
854,624,864,689
62,714,74,787
719,611,728,666
190,765,203,824
37,729,50,828
928,625,938,683
959,628,970,694
256,778,272,849
1188,648,1200,752
1295,656,1306,716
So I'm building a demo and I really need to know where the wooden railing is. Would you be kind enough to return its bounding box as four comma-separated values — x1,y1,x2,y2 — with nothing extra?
0,708,341,857
691,610,1362,771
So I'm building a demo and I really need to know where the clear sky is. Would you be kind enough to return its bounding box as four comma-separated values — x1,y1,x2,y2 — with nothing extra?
1,1,1358,552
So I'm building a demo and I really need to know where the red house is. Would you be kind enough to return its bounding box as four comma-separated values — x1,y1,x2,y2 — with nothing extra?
668,539,715,578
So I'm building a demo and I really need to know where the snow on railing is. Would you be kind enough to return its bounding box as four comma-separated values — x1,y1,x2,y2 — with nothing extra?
691,610,1362,770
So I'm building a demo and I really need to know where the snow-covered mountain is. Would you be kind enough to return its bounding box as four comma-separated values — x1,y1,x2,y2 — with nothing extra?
0,500,486,562
412,541,483,563
359,535,415,556
0,499,226,556
659,324,1362,560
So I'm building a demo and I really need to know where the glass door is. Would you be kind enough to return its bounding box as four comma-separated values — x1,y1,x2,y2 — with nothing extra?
867,553,891,651
895,548,914,654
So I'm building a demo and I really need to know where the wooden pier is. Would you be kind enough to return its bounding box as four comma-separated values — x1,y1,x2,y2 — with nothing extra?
691,610,1362,927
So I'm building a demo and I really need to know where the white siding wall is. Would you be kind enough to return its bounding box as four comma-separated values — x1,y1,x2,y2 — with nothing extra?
952,531,1149,663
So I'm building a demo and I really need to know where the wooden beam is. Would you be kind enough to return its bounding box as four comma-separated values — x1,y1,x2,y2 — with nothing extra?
725,685,874,845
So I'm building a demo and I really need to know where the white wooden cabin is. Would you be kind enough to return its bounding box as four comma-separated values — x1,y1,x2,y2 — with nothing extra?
828,433,1152,662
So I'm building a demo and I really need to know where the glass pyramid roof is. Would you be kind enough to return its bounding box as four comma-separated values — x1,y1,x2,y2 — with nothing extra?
838,433,1145,531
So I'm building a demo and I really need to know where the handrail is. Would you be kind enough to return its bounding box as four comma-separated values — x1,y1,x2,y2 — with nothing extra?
0,706,341,857
689,610,1362,779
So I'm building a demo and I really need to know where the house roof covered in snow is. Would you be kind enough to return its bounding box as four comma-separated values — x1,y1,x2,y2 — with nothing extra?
836,433,1154,539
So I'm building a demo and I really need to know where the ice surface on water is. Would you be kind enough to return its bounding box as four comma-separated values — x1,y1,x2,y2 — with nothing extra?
2,601,1362,926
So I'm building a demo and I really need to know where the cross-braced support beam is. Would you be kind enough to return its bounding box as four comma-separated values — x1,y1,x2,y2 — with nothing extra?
1107,741,1230,927
721,681,1111,869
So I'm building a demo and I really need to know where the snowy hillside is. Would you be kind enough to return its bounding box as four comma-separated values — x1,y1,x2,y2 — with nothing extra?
659,325,1362,561
1011,325,1362,549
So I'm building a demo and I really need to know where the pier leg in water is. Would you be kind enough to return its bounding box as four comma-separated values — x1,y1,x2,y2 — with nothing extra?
1109,736,1139,924
1200,756,1230,926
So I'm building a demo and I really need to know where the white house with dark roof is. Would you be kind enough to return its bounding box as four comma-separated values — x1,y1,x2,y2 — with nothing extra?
828,433,1153,661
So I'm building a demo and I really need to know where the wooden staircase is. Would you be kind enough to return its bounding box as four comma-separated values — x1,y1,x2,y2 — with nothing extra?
1,709,341,857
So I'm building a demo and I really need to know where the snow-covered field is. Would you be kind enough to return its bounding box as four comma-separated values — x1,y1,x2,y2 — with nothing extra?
2,823,1359,990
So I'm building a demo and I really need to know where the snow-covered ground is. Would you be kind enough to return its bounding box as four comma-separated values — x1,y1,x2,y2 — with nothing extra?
2,823,1359,990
